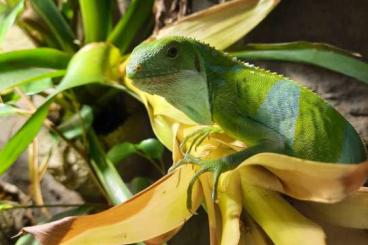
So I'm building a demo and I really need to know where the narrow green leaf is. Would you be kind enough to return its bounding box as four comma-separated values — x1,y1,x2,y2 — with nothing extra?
15,234,39,245
0,99,50,175
58,105,93,139
0,103,25,116
129,177,153,194
20,77,53,95
0,48,71,70
0,201,14,211
0,43,122,176
108,0,154,54
0,68,64,92
0,91,20,103
231,42,368,84
79,0,112,43
137,138,164,160
107,142,137,164
0,48,70,92
88,130,132,204
17,12,61,49
30,0,77,53
0,0,24,45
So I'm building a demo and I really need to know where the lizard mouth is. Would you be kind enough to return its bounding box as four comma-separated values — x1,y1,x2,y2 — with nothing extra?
126,66,179,80
127,71,179,94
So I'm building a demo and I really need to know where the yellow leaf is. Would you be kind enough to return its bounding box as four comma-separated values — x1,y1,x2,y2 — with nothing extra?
156,0,280,50
217,172,242,245
201,173,222,245
293,187,368,229
123,74,195,150
241,177,326,245
319,221,368,245
22,165,203,245
235,153,368,203
239,214,271,245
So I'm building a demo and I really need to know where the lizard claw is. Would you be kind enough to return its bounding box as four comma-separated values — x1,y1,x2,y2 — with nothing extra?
185,158,228,211
179,126,223,155
168,154,201,172
171,125,226,212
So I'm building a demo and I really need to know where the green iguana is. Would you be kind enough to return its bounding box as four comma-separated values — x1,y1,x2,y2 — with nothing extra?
126,36,367,209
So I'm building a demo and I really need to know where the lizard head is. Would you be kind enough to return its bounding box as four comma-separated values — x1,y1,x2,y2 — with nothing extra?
126,36,212,125
126,36,204,80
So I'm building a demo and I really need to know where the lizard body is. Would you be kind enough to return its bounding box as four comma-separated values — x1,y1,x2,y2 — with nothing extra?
127,36,366,166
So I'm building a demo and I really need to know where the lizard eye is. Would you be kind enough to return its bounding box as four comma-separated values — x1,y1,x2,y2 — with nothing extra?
166,46,178,59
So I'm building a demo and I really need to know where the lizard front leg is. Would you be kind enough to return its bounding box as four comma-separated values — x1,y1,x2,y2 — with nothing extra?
173,138,286,211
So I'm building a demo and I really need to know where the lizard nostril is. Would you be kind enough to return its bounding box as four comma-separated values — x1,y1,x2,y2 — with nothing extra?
135,65,142,71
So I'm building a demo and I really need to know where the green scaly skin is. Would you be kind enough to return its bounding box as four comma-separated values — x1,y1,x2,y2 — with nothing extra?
126,36,367,209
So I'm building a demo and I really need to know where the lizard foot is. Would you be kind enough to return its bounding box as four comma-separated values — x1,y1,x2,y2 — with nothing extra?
170,154,231,212
171,138,286,212
179,126,223,155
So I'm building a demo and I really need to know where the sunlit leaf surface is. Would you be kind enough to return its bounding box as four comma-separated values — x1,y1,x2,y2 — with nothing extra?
232,42,368,84
22,165,202,245
30,0,77,53
0,43,121,176
0,100,50,175
108,0,155,53
156,0,279,50
0,0,25,46
0,67,64,92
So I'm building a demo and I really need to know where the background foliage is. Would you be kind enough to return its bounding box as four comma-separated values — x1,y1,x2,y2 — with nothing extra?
0,0,367,244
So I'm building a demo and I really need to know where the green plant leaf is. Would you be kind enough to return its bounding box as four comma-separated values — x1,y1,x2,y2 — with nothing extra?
15,234,39,245
129,176,153,194
0,48,70,92
0,0,25,45
0,43,122,176
0,48,71,70
87,130,132,205
0,91,20,103
79,0,112,43
0,68,64,92
57,105,93,139
58,43,121,90
0,103,25,116
17,11,60,49
0,201,14,211
0,99,50,175
108,0,155,54
136,138,164,160
20,77,53,95
107,142,137,165
0,103,16,116
231,42,368,84
30,0,77,53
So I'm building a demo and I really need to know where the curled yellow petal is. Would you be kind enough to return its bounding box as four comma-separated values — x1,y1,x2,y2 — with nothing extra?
293,187,368,229
22,166,202,245
236,153,368,203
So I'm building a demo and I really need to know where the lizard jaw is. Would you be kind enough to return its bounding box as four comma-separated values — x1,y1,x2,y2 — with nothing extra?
128,72,180,95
